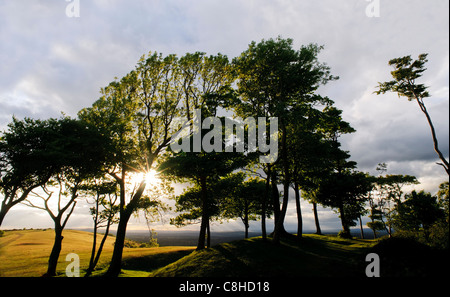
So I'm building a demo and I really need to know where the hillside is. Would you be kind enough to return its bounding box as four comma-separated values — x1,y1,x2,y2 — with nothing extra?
151,235,376,277
1,229,375,277
0,229,194,277
3,229,446,277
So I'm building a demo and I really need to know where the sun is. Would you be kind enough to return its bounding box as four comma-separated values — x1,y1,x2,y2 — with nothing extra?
144,169,159,185
132,169,160,186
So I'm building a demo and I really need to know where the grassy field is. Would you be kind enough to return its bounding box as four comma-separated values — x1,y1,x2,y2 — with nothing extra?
150,234,376,277
3,229,445,277
0,229,194,277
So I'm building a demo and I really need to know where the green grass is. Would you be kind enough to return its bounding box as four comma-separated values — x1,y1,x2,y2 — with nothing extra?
0,229,194,277
150,234,377,277
0,229,375,277
2,229,447,277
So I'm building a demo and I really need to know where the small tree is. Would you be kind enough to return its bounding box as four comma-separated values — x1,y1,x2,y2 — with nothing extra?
82,179,119,277
0,118,59,226
222,174,268,238
367,163,419,238
23,117,109,276
161,146,247,250
314,169,372,238
375,54,449,175
393,190,445,240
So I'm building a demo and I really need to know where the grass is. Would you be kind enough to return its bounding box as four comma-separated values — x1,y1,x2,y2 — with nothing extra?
0,229,194,277
2,229,447,277
150,234,377,277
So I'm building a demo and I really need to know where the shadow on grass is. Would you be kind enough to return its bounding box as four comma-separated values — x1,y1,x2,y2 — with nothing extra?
121,250,194,273
151,235,375,277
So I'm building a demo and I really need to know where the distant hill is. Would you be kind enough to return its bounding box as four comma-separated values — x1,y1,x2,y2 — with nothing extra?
117,228,388,247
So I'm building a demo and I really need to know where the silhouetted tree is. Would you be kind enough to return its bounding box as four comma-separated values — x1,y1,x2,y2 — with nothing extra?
160,120,248,250
23,117,109,276
233,37,338,244
0,118,61,226
79,51,234,275
82,179,119,277
393,190,445,239
375,53,449,175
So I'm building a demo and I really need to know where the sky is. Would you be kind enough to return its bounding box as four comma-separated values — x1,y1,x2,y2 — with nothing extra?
0,0,448,233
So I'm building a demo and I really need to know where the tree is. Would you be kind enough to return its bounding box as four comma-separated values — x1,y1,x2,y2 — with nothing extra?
314,169,372,238
393,190,445,238
299,105,357,237
375,53,449,175
233,37,337,244
437,181,449,219
160,116,248,250
168,172,239,248
430,181,449,248
0,117,61,226
82,179,119,277
79,51,234,275
222,175,268,238
376,175,418,237
23,117,109,276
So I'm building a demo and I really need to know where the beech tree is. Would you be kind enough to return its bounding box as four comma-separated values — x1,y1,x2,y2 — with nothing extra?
0,118,59,226
233,37,338,244
223,175,268,238
78,51,234,275
22,117,109,276
82,179,119,277
160,113,248,250
368,164,419,238
375,53,449,175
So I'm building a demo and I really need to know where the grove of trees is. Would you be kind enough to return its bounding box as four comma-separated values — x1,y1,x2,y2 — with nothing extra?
1,38,448,276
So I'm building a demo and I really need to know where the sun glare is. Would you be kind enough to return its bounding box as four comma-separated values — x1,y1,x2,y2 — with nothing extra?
132,169,160,186
144,169,159,185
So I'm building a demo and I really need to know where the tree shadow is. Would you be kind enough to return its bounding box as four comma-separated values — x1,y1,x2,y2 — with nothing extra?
121,249,194,272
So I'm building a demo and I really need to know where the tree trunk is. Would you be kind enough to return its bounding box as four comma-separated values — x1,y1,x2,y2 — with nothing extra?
94,221,111,267
273,177,289,245
358,216,365,239
338,203,351,238
270,171,288,240
106,211,130,277
106,181,146,277
312,202,322,235
0,206,10,227
85,218,112,277
415,97,450,175
273,123,290,245
87,197,100,276
294,182,302,239
87,222,98,275
271,172,281,228
197,176,208,250
46,226,63,276
244,199,249,238
206,219,211,248
261,166,271,241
